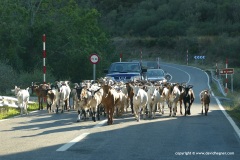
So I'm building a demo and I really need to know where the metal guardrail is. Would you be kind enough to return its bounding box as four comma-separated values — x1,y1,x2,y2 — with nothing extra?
210,70,227,97
0,96,36,108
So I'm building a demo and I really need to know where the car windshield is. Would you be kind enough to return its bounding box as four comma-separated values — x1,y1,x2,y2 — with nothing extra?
109,63,140,73
146,69,164,77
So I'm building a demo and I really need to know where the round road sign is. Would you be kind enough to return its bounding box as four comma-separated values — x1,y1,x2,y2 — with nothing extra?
90,54,100,64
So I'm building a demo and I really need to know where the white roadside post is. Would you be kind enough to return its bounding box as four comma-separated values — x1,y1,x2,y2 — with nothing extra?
42,34,46,83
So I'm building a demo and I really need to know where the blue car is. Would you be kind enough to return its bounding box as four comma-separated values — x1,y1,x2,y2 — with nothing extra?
104,62,147,82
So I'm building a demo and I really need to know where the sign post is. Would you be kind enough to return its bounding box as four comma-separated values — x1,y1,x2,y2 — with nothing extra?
42,34,46,83
219,59,234,93
89,54,100,81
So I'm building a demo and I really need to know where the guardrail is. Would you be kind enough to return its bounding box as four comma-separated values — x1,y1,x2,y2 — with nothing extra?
0,96,36,108
209,70,227,97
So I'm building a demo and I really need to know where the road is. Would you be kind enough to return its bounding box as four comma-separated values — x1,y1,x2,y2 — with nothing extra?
0,63,240,160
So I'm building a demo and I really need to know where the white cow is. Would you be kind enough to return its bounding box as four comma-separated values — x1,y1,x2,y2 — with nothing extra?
12,86,30,115
130,84,148,122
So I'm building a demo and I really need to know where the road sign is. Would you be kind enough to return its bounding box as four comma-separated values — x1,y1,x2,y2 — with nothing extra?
89,54,100,64
219,68,234,75
194,56,205,60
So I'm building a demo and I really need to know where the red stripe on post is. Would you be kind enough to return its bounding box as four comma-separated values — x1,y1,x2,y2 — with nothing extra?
42,34,46,42
43,66,46,73
43,50,46,58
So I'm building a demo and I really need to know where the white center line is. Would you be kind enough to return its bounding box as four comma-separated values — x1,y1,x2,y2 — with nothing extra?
56,119,107,151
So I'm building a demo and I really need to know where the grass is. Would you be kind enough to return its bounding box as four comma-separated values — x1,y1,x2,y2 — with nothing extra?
209,75,240,128
0,103,42,120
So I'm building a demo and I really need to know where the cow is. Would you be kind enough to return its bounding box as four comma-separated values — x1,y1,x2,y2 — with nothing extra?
200,90,211,116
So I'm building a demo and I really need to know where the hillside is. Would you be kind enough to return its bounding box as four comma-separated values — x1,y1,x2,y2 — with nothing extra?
92,0,240,67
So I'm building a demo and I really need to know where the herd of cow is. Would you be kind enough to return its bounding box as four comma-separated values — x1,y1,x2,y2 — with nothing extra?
12,78,211,125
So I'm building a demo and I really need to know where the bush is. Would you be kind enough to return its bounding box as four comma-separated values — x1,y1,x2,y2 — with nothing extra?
0,61,56,95
0,61,17,94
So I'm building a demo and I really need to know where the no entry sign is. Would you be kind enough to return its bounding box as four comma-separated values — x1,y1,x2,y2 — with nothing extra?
90,54,100,64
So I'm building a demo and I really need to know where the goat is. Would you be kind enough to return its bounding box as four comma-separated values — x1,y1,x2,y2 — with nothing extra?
56,81,71,113
12,86,30,115
200,90,211,116
182,85,195,116
129,83,148,122
31,82,50,110
46,85,59,113
145,85,160,119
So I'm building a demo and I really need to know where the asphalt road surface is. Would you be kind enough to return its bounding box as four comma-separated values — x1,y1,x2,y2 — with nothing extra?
0,63,240,160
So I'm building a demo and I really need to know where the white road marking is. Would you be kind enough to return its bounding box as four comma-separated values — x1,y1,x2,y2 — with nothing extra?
161,64,191,84
93,119,107,128
56,132,89,151
56,119,107,151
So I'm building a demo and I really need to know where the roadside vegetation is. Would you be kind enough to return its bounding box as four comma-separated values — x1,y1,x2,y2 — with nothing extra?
0,103,39,120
